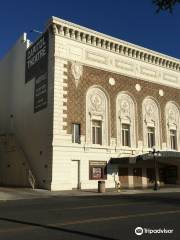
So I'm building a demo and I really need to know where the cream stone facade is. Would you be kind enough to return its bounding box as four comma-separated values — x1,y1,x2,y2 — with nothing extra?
0,17,179,190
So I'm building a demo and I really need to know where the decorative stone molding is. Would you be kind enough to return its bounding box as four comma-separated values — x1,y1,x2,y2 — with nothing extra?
51,19,180,89
116,92,136,148
86,51,108,64
109,77,115,86
52,56,68,136
163,73,178,83
71,61,83,87
165,102,180,150
90,93,103,112
140,66,157,78
142,97,160,148
144,102,156,124
166,102,179,127
86,87,108,145
135,84,141,92
48,17,180,73
159,89,164,96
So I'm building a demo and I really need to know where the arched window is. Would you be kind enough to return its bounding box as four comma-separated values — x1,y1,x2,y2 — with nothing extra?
165,102,180,150
86,87,108,145
116,92,136,148
142,97,160,148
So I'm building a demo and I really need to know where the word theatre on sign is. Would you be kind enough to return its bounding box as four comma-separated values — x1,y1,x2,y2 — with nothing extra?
25,31,49,83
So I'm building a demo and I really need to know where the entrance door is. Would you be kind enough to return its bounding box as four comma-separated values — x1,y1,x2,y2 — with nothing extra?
147,168,155,186
166,166,177,184
133,168,142,187
159,168,166,185
119,168,128,187
71,160,80,189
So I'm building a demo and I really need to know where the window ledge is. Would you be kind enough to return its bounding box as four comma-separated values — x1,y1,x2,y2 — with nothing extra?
84,144,109,149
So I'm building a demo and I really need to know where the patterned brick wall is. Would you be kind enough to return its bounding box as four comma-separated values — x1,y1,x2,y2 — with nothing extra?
64,62,180,143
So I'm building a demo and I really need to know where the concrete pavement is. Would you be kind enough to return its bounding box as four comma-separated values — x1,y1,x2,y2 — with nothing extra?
1,186,180,201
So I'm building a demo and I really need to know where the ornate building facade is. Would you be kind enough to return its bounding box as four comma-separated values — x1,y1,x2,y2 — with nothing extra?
0,17,179,190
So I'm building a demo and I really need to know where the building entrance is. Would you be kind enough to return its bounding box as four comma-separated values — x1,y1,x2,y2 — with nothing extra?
133,168,142,187
119,168,128,187
159,165,177,185
165,165,177,184
147,168,155,186
71,160,80,189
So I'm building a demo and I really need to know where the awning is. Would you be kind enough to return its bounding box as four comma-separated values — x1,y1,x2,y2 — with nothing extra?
110,155,139,164
140,151,180,161
110,151,180,165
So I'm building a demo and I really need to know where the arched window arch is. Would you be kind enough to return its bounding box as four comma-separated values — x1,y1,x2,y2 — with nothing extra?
86,86,109,145
116,92,136,148
142,97,160,148
165,102,180,150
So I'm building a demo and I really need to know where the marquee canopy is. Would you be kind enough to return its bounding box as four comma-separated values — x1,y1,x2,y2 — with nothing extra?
110,151,180,165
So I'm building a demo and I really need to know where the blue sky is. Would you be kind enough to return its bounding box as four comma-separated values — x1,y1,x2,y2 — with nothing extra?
1,0,180,59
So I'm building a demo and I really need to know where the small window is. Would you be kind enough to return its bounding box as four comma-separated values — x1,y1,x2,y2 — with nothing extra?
122,124,131,147
170,129,177,150
89,161,107,180
147,127,155,148
72,123,81,143
92,120,102,145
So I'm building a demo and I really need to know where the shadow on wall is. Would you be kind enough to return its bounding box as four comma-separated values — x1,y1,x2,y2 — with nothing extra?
0,135,31,188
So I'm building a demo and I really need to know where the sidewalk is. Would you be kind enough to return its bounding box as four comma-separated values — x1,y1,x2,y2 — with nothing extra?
0,186,180,201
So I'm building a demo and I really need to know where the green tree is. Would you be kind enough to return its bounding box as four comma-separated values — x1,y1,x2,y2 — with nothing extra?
153,0,180,12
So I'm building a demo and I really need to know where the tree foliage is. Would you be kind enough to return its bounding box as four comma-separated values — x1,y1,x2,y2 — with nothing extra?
153,0,180,12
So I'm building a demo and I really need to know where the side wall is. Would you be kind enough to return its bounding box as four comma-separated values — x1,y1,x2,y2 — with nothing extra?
0,33,54,189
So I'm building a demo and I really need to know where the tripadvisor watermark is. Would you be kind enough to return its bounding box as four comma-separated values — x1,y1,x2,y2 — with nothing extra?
135,226,174,236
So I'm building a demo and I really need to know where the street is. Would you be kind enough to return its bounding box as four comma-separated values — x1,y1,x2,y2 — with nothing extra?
0,191,180,239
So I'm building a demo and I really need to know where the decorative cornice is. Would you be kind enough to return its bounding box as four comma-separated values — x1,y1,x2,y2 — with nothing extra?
47,16,180,73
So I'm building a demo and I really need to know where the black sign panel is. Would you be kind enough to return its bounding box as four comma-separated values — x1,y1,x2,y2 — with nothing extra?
34,73,48,113
25,31,49,113
25,31,49,83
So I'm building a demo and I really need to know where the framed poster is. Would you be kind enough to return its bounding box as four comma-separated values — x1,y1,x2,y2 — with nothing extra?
92,167,102,179
89,161,107,180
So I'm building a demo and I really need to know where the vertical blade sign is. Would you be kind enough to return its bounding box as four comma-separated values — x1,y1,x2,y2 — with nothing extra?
25,31,49,113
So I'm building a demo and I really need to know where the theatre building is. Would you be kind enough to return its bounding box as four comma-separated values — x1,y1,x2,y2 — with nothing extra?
0,17,179,190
